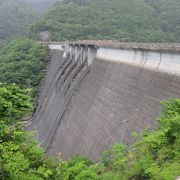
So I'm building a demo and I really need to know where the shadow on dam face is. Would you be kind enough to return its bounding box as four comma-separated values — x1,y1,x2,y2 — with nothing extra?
46,53,180,161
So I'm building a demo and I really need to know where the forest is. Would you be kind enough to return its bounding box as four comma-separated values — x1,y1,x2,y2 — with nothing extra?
0,0,179,179
0,38,48,97
0,0,37,48
31,0,180,42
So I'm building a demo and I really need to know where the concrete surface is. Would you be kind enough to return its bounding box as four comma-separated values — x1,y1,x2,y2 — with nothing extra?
97,47,180,75
26,48,89,150
28,42,180,161
48,56,180,160
47,44,180,161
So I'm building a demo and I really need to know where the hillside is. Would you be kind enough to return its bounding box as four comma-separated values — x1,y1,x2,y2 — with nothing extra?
0,0,37,47
145,0,180,41
31,0,180,42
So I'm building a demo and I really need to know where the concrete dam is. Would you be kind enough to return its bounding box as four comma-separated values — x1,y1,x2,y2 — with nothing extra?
26,40,180,160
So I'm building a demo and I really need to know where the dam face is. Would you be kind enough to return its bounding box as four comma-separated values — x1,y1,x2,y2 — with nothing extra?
27,41,180,160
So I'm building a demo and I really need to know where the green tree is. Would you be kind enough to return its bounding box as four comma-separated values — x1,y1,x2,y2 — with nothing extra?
0,83,32,124
0,83,63,180
0,38,49,97
30,0,180,42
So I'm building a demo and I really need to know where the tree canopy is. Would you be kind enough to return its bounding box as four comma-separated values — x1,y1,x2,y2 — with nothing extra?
31,0,180,42
0,83,32,124
0,38,48,97
0,83,63,180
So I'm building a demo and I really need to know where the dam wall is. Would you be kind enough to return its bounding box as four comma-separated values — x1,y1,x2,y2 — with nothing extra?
27,40,180,160
47,42,180,160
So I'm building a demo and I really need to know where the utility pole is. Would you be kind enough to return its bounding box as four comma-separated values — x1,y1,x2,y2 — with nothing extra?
121,120,129,143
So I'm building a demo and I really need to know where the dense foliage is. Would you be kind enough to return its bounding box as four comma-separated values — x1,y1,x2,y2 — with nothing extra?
0,83,63,179
0,83,32,124
0,0,38,47
31,0,180,42
0,38,48,97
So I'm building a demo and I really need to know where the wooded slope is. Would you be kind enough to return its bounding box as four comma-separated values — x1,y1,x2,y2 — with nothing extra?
31,0,180,42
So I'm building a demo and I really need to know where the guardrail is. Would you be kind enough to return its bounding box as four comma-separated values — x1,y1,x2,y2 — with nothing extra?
69,40,180,53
